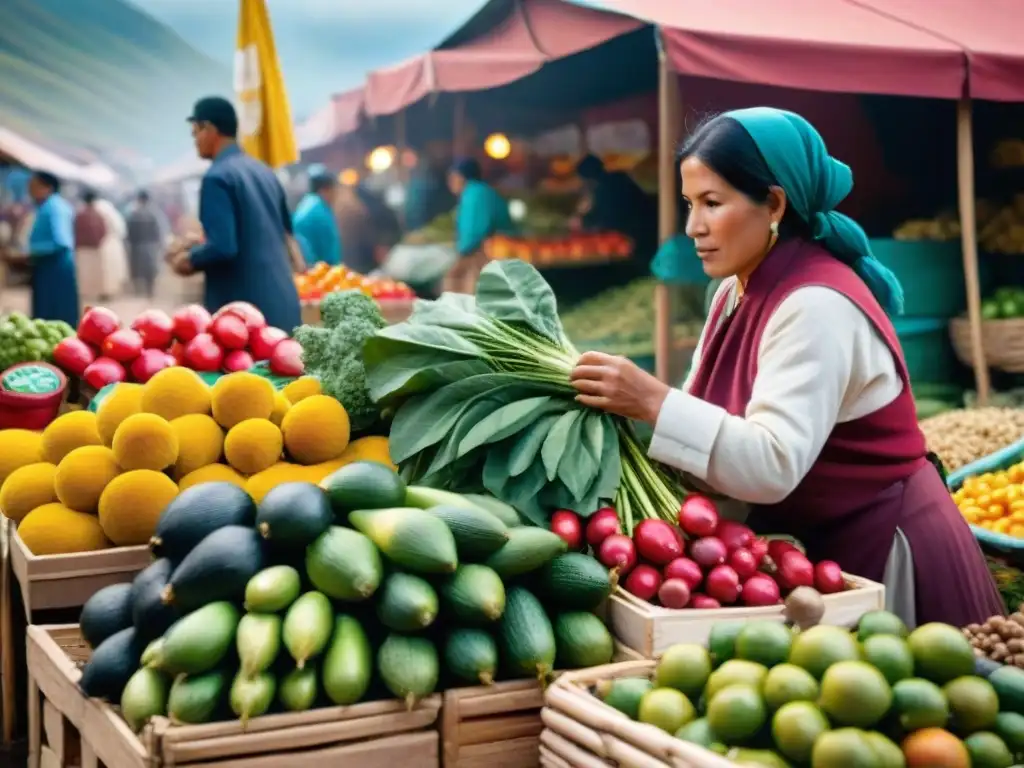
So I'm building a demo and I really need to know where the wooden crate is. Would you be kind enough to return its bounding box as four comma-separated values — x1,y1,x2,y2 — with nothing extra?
440,643,643,767
7,518,152,617
608,573,885,658
27,624,442,768
542,660,733,767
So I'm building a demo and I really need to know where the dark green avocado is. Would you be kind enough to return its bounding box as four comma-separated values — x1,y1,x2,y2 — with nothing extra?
80,582,134,649
149,482,256,560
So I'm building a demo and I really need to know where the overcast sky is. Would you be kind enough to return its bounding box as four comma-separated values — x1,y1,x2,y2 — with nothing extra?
127,0,488,120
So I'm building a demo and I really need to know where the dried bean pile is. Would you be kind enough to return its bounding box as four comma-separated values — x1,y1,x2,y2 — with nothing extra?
919,407,1024,472
964,612,1024,668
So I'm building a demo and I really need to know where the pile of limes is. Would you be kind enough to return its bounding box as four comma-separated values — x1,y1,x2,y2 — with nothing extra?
952,466,1024,537
596,610,1024,767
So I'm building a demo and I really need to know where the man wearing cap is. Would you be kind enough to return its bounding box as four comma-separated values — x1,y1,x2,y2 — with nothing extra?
170,96,302,332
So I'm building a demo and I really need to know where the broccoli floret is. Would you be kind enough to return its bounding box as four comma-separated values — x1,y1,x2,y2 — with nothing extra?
293,290,386,431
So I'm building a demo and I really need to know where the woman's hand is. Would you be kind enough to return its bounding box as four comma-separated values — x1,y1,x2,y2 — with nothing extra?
570,351,671,426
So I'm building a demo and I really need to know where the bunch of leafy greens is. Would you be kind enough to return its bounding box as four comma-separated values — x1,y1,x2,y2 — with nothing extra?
363,260,683,530
293,290,386,431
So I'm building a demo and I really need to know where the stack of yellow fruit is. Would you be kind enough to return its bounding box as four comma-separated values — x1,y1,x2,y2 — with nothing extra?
0,368,393,556
952,463,1024,537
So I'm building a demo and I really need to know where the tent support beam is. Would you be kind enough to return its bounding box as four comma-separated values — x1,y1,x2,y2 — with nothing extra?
957,98,989,405
655,42,681,384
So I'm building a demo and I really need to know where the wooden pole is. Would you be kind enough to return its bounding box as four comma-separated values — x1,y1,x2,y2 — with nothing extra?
956,98,990,405
453,94,466,157
654,41,681,384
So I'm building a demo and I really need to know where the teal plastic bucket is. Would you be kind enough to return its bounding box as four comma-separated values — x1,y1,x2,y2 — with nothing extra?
893,316,959,385
871,239,993,318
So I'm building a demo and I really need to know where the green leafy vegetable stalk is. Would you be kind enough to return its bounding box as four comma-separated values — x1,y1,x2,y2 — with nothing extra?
293,290,387,431
363,260,684,530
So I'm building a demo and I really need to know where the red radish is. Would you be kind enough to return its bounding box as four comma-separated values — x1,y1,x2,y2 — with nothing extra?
172,304,212,343
728,548,759,579
77,307,120,347
52,338,95,377
209,313,249,350
222,349,255,373
249,326,288,361
749,538,769,565
597,534,637,575
184,333,224,372
716,520,755,552
741,573,782,606
550,510,584,551
215,301,266,332
678,495,719,537
658,578,692,609
82,357,125,389
633,519,684,565
269,339,304,376
101,329,144,363
768,539,801,565
623,565,662,602
705,564,742,605
689,594,721,609
586,507,620,547
664,558,703,590
778,551,815,590
131,309,174,349
814,560,846,594
130,348,174,383
689,536,727,568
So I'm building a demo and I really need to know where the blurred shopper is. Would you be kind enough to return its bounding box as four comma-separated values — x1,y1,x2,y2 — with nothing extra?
574,154,657,255
405,155,455,232
444,158,512,294
95,192,129,298
293,171,342,267
126,190,166,298
74,190,108,301
169,96,301,332
26,171,78,324
335,182,400,275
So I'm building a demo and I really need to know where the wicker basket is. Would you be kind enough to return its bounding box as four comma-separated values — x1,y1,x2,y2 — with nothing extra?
950,315,1024,372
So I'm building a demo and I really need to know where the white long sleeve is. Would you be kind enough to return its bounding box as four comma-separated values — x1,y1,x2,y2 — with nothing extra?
648,281,904,504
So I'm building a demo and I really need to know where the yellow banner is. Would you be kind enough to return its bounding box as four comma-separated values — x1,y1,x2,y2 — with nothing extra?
236,0,298,168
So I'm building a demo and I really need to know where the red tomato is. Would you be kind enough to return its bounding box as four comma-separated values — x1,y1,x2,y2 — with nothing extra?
77,307,121,347
214,302,266,333
52,338,96,377
222,349,254,373
101,329,144,363
183,333,224,372
131,309,174,349
269,339,303,377
130,348,175,383
209,313,249,350
249,326,288,361
172,305,212,343
82,357,126,389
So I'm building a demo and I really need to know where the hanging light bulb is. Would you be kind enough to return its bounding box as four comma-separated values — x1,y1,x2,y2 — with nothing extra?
484,133,512,160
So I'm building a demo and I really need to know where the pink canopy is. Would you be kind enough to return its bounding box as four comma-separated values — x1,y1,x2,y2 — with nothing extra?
361,0,643,117
616,0,966,99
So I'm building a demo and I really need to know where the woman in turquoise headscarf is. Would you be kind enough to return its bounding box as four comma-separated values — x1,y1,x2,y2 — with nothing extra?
25,171,79,325
443,158,513,294
570,109,1000,628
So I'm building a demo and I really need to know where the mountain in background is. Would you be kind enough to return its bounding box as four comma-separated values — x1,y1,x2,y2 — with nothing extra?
0,0,230,164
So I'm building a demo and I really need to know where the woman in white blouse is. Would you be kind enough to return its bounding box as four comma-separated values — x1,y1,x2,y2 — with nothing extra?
571,108,1001,628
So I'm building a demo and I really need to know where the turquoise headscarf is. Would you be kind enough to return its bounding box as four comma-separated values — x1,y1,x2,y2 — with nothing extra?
727,107,904,316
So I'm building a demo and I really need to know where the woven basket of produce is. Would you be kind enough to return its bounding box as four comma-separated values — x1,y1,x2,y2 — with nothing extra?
950,316,1024,372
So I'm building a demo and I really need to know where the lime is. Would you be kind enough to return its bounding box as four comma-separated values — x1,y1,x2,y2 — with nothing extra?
789,625,860,679
862,731,905,767
763,664,819,711
597,677,653,720
637,687,696,734
708,621,745,665
944,676,999,734
907,622,975,685
856,610,909,641
819,660,893,728
861,634,915,685
811,728,876,768
675,717,716,747
771,701,828,762
705,659,769,701
964,731,1014,768
706,684,766,744
724,748,792,767
655,644,712,698
994,710,1024,754
891,677,951,731
735,621,794,668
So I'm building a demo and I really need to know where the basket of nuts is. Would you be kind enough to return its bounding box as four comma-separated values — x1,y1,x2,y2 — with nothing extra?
924,407,1024,475
964,611,1024,668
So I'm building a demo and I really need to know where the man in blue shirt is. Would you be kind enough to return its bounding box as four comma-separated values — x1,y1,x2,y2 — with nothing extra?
293,171,342,267
169,97,302,332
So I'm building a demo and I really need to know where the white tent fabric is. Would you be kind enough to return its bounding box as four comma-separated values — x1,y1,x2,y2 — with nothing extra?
0,127,119,188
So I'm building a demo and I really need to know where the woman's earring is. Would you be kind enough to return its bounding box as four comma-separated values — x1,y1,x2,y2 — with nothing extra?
770,220,780,236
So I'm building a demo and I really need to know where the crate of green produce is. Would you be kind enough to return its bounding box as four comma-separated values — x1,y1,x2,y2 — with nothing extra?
0,312,75,369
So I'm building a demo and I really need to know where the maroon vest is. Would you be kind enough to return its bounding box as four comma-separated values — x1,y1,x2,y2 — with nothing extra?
688,239,928,538
74,207,107,249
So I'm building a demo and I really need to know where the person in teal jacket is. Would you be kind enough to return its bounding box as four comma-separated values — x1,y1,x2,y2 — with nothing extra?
293,171,342,267
443,158,513,293
26,171,79,325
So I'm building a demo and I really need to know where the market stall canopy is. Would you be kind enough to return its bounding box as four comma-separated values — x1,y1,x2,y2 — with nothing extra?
854,0,1024,101
362,0,643,117
148,153,210,186
0,127,118,187
615,0,967,98
299,88,367,151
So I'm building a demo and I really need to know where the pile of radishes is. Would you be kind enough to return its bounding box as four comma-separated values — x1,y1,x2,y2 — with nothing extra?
549,495,847,610
52,302,303,388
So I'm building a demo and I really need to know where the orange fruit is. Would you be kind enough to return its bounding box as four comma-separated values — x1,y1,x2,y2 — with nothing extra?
902,728,970,767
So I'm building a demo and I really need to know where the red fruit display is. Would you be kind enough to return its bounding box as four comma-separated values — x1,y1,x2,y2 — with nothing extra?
52,338,95,377
728,548,759,579
663,558,703,590
249,326,288,361
586,507,620,547
689,594,721,609
171,304,212,343
716,520,756,553
623,565,662,602
209,313,249,350
633,519,684,565
131,310,174,349
550,510,584,551
705,565,741,605
813,560,845,594
82,357,125,389
184,333,224,372
597,534,637,575
678,495,719,537
222,349,255,373
777,551,815,590
689,537,728,569
101,329,144,363
741,573,782,606
77,307,120,347
658,578,692,609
